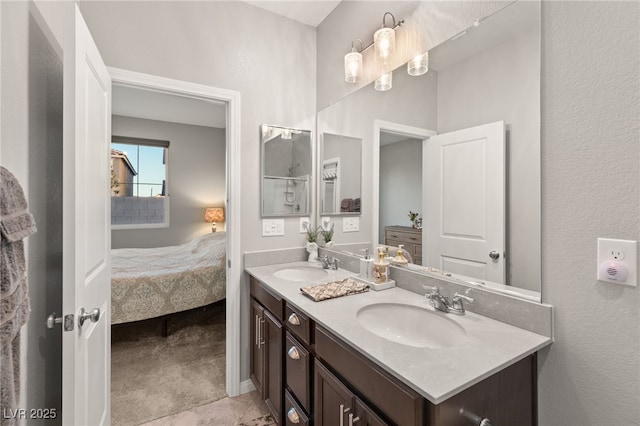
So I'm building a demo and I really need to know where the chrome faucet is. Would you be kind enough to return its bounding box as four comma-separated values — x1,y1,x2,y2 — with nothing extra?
424,286,474,315
316,255,340,270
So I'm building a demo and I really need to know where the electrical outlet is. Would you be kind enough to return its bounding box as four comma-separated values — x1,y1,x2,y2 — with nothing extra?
597,238,637,286
300,217,310,233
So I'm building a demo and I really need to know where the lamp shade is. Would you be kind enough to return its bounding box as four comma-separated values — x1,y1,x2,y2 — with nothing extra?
375,71,393,91
374,26,395,64
408,51,429,76
205,207,225,223
344,50,362,83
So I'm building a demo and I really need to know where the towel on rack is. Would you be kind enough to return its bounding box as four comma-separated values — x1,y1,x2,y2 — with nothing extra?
340,198,352,212
300,278,369,302
1,166,37,421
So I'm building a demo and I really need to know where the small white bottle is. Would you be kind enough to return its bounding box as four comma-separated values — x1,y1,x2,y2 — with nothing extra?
359,248,373,280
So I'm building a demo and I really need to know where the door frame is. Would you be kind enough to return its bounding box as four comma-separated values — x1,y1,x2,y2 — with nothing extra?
108,67,243,396
372,120,436,246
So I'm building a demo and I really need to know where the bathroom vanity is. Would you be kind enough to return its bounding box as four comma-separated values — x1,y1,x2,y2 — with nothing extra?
246,262,552,426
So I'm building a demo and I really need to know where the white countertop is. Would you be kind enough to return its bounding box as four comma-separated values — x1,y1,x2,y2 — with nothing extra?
246,261,552,404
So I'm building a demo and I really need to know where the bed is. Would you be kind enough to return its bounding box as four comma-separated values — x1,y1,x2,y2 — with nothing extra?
111,232,226,325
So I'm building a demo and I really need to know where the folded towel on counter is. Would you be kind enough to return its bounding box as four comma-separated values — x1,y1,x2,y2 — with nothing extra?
300,278,369,302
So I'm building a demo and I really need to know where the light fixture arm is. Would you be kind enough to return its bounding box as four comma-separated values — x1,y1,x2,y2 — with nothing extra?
382,12,396,28
351,38,364,53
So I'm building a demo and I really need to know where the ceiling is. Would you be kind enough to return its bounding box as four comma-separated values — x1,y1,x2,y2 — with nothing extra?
244,0,341,27
112,85,227,129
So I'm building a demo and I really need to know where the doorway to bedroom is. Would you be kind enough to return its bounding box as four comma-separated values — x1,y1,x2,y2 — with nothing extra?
108,77,232,425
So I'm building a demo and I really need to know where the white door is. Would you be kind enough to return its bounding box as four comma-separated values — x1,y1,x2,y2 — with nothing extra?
424,121,505,283
62,5,111,425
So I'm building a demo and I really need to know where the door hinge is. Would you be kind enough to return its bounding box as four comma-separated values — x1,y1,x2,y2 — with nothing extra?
228,259,231,269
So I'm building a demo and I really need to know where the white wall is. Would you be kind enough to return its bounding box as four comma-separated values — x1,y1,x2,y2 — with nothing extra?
379,138,422,243
437,29,540,291
110,115,226,249
538,2,639,425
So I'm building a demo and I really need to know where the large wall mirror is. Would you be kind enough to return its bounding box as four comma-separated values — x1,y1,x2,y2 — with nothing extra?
261,124,312,217
320,133,362,215
317,1,541,300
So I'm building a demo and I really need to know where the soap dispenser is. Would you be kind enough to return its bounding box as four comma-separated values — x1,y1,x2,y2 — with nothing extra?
391,245,409,266
359,248,373,280
373,247,390,284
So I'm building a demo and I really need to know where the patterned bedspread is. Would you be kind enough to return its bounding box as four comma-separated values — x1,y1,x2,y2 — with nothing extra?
111,232,226,324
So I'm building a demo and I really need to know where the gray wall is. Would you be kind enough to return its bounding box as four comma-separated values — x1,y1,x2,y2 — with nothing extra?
111,115,226,249
1,2,63,422
538,2,639,425
436,28,540,291
379,138,422,244
322,134,361,202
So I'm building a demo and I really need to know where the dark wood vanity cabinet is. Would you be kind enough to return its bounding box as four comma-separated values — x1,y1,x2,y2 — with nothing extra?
249,275,536,426
250,277,284,425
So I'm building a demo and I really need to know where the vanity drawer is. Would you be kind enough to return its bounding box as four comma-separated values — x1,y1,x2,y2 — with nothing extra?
250,276,284,321
315,325,424,426
285,389,310,426
285,332,311,413
385,229,421,244
285,303,311,346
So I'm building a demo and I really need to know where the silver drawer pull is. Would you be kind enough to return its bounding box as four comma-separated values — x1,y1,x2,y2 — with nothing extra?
480,419,493,426
287,346,300,360
288,312,301,326
349,413,361,426
287,407,300,424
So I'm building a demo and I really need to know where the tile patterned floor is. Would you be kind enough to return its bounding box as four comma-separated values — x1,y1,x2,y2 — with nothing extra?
140,390,275,426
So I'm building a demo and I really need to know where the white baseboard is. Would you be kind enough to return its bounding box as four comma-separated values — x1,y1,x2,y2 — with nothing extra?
239,379,256,394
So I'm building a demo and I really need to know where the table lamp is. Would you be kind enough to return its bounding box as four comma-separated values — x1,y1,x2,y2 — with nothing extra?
205,207,225,232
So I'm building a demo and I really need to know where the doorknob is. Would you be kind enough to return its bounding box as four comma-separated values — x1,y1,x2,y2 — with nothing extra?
78,308,100,327
489,251,500,260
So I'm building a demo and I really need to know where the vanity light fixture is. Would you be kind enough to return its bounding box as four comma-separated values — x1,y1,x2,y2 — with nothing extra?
408,51,429,76
281,128,292,140
344,38,363,83
343,12,404,86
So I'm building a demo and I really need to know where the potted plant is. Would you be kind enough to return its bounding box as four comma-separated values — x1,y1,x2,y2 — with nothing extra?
320,222,335,247
408,211,422,229
304,222,320,262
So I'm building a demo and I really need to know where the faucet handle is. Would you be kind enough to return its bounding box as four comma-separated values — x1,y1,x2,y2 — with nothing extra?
453,292,474,303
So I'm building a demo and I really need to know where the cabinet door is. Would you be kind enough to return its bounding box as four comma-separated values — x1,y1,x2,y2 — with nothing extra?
250,299,265,395
353,398,389,426
264,309,283,425
314,360,355,426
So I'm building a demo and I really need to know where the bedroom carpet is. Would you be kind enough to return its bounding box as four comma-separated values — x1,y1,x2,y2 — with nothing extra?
111,301,227,426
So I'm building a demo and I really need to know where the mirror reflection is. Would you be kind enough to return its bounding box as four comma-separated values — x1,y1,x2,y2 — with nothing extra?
320,133,362,215
261,124,312,217
317,1,541,299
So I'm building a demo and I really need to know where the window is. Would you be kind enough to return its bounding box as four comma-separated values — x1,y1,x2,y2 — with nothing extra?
110,136,170,228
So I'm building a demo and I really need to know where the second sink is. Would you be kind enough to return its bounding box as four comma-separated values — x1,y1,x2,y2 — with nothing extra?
356,303,467,349
273,266,329,282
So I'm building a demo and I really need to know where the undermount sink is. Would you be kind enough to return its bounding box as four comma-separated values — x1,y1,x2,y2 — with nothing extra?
356,303,467,349
273,266,329,282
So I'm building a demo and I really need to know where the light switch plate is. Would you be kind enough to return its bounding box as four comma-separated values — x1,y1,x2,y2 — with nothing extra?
597,238,637,286
343,217,359,233
263,219,284,236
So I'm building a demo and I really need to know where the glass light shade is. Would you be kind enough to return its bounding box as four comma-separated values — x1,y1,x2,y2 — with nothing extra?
344,50,363,83
374,27,395,64
374,72,393,91
408,52,429,76
281,128,292,139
